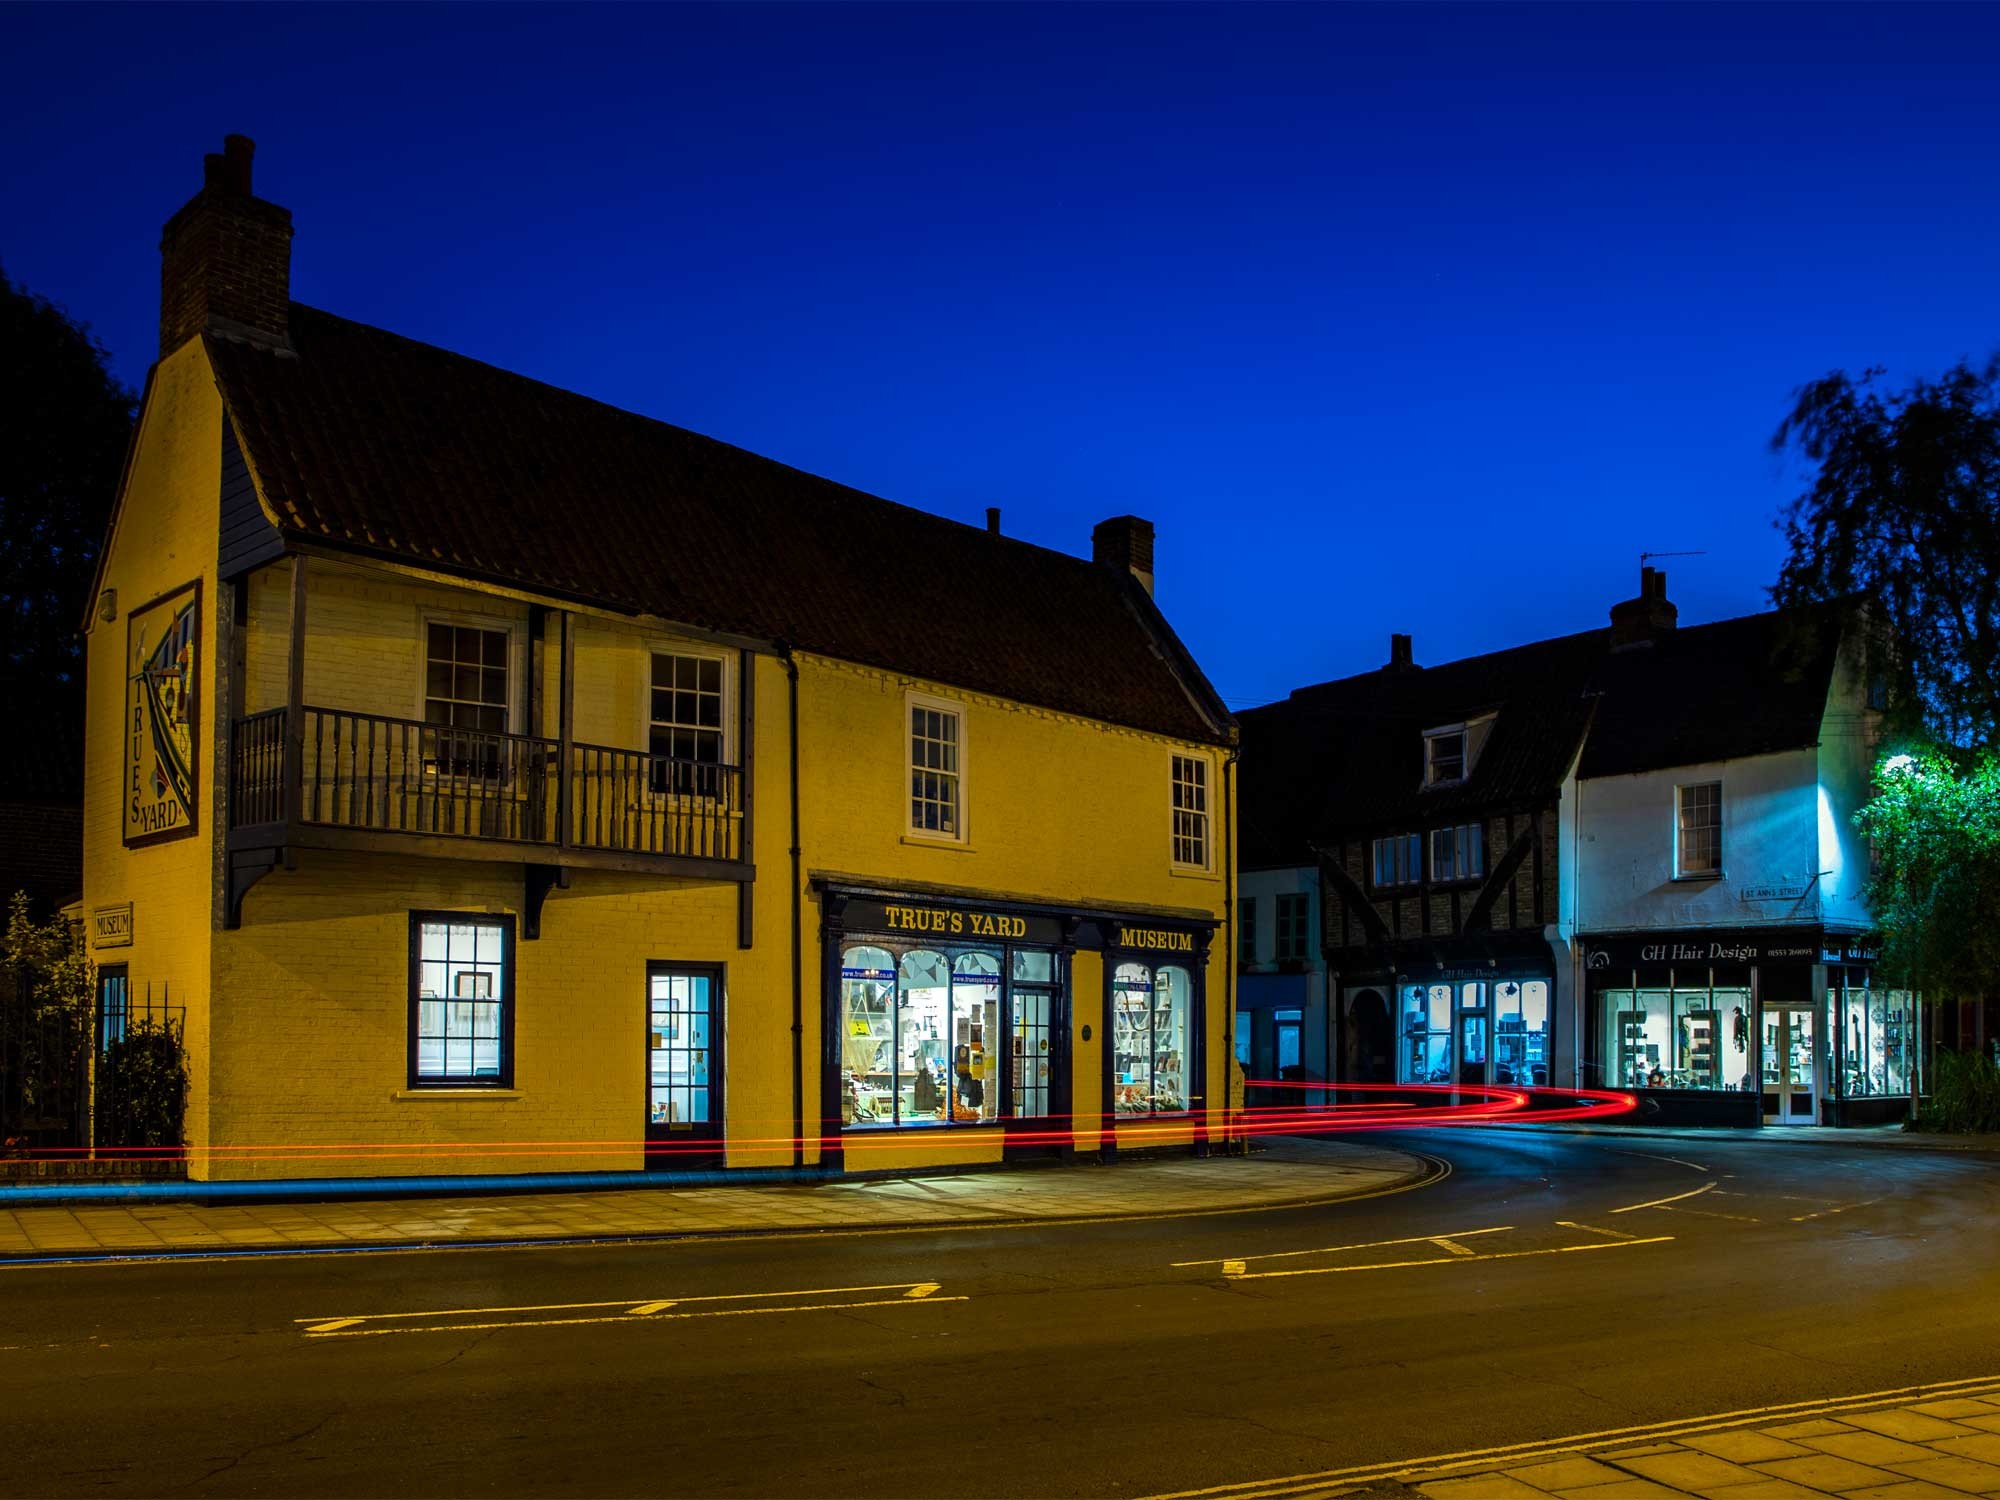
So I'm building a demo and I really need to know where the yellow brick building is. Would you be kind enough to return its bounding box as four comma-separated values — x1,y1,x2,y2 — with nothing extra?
82,138,1238,1183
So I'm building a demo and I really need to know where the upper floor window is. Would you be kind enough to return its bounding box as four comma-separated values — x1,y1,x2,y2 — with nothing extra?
650,651,726,795
1372,833,1421,889
1423,713,1494,789
909,694,963,839
1275,893,1310,962
1237,896,1257,967
1677,782,1722,878
1171,755,1210,869
1430,823,1485,883
425,622,510,776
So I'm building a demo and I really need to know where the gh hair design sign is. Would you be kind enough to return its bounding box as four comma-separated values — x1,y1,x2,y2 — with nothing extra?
124,581,201,847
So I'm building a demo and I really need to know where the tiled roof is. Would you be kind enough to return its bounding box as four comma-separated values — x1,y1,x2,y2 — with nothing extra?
1237,602,1846,868
203,306,1230,746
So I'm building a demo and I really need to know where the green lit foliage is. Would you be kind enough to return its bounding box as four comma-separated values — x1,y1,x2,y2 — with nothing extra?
2,891,93,1144
1771,356,2000,751
98,1019,189,1150
1855,753,2000,1000
1925,1048,2000,1134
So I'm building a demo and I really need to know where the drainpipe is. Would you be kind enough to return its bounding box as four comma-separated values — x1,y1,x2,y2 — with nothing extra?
1223,748,1238,1152
784,647,804,1168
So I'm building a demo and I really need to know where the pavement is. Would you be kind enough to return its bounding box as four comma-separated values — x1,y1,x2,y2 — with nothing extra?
0,1136,1427,1259
1328,1382,2000,1500
1491,1122,2000,1154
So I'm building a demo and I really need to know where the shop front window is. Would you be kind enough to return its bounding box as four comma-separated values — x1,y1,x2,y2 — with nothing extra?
839,938,1061,1128
410,913,512,1087
1494,980,1550,1087
1841,972,1916,1097
1113,962,1190,1115
1600,970,1752,1090
1399,983,1453,1083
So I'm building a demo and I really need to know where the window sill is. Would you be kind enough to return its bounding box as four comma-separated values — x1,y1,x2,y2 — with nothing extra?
393,1088,523,1102
1672,872,1724,884
1169,865,1220,883
901,834,976,853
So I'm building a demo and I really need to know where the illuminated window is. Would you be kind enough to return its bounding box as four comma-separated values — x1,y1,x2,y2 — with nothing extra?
1676,782,1722,877
1171,756,1210,868
1430,823,1485,883
1275,893,1310,962
1113,962,1192,1115
410,913,512,1087
908,696,963,839
1372,833,1422,888
649,651,726,795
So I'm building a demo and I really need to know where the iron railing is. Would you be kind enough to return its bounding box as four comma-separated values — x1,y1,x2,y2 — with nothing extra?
230,706,742,863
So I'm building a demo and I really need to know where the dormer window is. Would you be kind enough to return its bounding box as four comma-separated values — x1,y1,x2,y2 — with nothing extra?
1422,714,1494,789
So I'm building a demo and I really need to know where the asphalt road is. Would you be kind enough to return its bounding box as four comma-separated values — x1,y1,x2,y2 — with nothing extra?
5,1129,1997,1498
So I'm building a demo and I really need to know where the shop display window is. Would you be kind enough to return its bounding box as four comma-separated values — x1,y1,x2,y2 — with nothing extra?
1493,980,1550,1086
1599,970,1751,1090
1113,963,1190,1115
839,938,1061,1128
1840,972,1916,1097
1399,983,1453,1083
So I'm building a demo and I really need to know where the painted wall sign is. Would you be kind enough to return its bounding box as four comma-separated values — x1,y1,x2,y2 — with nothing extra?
1583,925,1823,971
1112,924,1198,953
842,898,1063,947
123,581,201,848
91,903,134,949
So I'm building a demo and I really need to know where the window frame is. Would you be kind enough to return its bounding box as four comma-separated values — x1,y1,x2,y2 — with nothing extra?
416,610,521,735
642,642,735,795
1274,892,1310,963
1237,896,1258,968
407,910,517,1089
1170,753,1213,872
905,689,968,844
1675,781,1723,880
1109,958,1197,1118
1371,832,1423,890
1429,822,1486,885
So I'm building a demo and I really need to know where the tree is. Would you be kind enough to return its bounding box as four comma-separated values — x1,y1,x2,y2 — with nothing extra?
0,266,136,686
1854,752,2000,1004
1771,356,2000,750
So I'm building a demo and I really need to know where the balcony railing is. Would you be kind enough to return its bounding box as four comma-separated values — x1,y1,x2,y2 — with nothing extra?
229,706,743,864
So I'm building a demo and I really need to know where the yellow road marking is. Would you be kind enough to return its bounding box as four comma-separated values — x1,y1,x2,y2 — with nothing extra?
302,1317,362,1334
903,1282,940,1299
295,1280,938,1325
1610,1180,1717,1214
1430,1237,1476,1257
1139,1373,2000,1500
1556,1220,1640,1242
1223,1236,1673,1279
1791,1198,1882,1222
1172,1224,1512,1269
302,1293,969,1339
627,1301,675,1316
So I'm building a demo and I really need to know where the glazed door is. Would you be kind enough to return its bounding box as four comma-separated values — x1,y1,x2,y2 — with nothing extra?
647,964,724,1168
1760,1004,1816,1125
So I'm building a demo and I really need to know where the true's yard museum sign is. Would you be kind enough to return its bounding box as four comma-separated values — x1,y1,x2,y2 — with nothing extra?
123,581,201,847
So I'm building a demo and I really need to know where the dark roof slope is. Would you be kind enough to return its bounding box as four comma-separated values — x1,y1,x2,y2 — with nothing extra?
1579,602,1845,779
203,306,1229,745
1238,602,1847,868
1237,631,1604,868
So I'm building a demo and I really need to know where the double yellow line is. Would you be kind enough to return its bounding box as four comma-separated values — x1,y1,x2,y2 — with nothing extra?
1144,1373,2000,1500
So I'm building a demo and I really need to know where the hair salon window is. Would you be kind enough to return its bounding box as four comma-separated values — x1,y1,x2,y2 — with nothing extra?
1835,970,1916,1098
908,694,964,840
1598,967,1751,1091
838,938,1059,1127
1112,962,1191,1115
409,913,514,1088
649,650,727,795
1171,756,1210,869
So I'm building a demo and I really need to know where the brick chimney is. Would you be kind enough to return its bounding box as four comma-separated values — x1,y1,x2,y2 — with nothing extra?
1610,566,1679,650
1388,633,1415,672
159,134,293,356
1092,515,1155,595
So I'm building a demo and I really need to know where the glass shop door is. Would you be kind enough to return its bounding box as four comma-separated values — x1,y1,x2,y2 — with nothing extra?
1760,1004,1816,1126
1456,982,1489,1087
647,964,724,1168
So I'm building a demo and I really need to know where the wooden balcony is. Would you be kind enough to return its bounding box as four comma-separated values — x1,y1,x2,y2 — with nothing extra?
226,705,752,931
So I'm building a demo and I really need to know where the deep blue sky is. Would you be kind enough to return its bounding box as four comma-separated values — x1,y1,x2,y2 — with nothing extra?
8,4,1998,709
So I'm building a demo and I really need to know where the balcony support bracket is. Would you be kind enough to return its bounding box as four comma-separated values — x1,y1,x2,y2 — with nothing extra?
524,863,570,941
225,847,284,930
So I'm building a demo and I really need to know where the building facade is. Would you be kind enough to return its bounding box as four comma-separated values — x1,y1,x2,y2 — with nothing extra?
82,138,1237,1182
1233,865,1327,1104
1244,571,1911,1126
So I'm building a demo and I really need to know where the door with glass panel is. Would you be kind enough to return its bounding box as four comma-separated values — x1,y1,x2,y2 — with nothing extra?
1760,1004,1816,1125
646,964,723,1168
